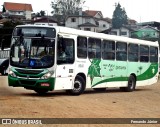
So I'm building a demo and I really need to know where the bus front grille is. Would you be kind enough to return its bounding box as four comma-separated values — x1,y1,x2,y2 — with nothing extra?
15,69,43,75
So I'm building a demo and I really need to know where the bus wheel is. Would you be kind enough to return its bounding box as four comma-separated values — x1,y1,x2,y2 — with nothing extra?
93,88,106,92
34,89,48,95
121,75,136,92
67,75,85,96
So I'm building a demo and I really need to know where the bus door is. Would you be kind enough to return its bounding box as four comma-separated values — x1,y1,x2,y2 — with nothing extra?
55,35,75,90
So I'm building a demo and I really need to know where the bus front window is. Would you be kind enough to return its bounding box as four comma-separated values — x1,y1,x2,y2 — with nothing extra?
10,37,55,68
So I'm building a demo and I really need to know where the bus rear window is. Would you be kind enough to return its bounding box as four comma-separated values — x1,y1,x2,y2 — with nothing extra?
13,27,56,38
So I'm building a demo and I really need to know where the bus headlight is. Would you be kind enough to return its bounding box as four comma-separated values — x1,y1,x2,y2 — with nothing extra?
9,69,16,77
41,71,53,79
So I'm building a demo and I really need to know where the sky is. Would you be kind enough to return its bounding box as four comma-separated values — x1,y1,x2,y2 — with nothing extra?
0,0,160,23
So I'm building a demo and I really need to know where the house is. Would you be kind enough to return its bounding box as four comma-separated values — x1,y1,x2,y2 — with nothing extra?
65,10,98,32
84,10,103,19
131,26,160,41
95,18,111,32
85,10,111,32
128,19,137,25
101,18,138,37
2,2,33,20
78,22,98,32
32,17,58,26
109,26,134,37
65,9,111,32
137,21,160,30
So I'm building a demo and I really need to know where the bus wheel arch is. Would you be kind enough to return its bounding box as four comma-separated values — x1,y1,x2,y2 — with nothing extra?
120,74,136,92
67,73,86,96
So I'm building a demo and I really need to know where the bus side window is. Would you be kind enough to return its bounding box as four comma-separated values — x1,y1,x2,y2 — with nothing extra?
150,46,158,63
116,42,127,61
88,38,101,59
102,40,115,60
140,45,149,62
77,36,87,58
128,44,138,62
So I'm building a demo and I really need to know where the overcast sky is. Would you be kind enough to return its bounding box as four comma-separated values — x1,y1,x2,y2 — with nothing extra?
0,0,159,23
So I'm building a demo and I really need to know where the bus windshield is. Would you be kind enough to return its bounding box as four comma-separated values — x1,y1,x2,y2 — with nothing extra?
10,36,55,69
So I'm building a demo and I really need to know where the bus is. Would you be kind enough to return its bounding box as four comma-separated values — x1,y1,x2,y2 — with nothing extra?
0,48,10,75
8,25,159,95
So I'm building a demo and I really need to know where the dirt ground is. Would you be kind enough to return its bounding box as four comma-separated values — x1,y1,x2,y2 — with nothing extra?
0,76,160,127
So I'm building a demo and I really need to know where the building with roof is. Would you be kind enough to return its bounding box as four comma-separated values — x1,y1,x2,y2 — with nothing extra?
137,21,160,30
65,9,111,32
84,10,103,19
84,10,111,32
32,17,58,26
131,25,160,41
65,10,97,32
128,19,137,25
2,2,33,20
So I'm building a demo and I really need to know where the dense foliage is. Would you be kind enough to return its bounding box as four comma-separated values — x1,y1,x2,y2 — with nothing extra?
51,0,85,22
112,3,128,29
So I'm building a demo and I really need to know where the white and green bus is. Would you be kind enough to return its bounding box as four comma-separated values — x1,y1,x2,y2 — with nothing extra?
8,25,159,95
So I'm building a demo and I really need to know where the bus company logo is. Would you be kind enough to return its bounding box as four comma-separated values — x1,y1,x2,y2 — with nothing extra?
2,119,11,124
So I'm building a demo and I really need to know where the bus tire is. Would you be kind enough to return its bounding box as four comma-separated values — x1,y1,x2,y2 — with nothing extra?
34,89,48,95
122,75,136,92
67,75,85,96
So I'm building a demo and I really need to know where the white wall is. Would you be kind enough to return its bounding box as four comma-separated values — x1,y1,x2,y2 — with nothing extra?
120,27,130,37
6,10,32,20
80,27,97,32
65,17,96,29
25,11,32,20
65,17,79,28
96,20,111,32
111,28,130,37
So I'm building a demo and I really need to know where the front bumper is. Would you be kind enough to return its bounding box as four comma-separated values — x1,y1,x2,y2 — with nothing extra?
8,75,55,91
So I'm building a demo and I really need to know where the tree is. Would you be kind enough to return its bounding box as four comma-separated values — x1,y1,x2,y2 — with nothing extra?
3,20,23,28
51,0,85,22
40,10,46,16
35,10,46,17
112,3,128,29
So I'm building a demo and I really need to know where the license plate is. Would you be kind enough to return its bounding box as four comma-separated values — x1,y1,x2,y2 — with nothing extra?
41,83,50,87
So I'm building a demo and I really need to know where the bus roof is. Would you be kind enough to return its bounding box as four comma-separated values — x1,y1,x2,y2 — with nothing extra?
16,25,159,47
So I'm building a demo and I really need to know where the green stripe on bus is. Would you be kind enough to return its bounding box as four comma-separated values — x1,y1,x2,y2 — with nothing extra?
89,62,158,87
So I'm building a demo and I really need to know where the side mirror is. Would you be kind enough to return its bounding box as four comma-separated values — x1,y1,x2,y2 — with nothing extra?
10,44,15,57
57,34,66,50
